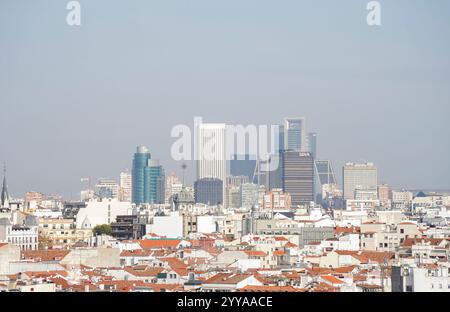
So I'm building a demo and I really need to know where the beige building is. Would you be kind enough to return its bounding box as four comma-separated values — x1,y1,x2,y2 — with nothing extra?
343,162,377,200
39,217,92,247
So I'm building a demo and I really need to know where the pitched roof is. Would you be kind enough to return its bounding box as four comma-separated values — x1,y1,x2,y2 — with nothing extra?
240,285,306,292
21,250,70,262
139,239,183,250
124,267,164,277
402,238,446,247
352,251,395,264
320,275,345,285
204,273,253,285
120,250,152,257
244,250,267,257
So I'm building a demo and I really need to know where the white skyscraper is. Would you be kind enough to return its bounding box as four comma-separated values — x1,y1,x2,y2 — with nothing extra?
196,122,227,206
119,171,132,202
343,162,378,200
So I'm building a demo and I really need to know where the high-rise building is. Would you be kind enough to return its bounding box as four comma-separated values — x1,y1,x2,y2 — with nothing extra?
95,178,119,199
165,172,181,204
226,186,241,209
314,160,337,193
282,151,315,206
343,162,378,200
196,122,227,205
284,118,307,152
240,183,259,209
194,178,223,205
131,146,165,205
145,159,165,204
119,170,132,202
307,132,317,159
132,146,151,205
230,154,257,183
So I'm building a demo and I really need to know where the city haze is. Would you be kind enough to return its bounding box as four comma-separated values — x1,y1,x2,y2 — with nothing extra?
1,0,449,198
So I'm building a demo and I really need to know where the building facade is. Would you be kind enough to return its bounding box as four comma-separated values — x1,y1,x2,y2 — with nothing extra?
343,162,378,200
282,151,315,206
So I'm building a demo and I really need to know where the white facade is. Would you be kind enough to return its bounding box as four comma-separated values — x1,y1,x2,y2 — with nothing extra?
343,162,378,200
95,178,119,199
119,171,132,202
149,212,183,238
75,199,133,228
196,122,227,206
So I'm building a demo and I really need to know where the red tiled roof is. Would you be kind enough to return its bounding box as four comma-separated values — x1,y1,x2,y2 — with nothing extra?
244,250,267,257
204,273,253,285
21,250,70,262
320,275,345,285
240,285,306,292
139,239,183,250
120,250,152,257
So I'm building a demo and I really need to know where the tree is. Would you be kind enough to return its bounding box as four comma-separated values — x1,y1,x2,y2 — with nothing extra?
93,224,112,236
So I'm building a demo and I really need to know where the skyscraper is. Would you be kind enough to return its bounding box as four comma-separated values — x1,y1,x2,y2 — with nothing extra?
307,132,317,159
282,151,315,206
284,118,307,152
194,178,223,205
146,159,165,204
230,154,257,183
315,160,337,187
132,146,151,205
196,122,227,205
343,162,378,200
240,183,259,209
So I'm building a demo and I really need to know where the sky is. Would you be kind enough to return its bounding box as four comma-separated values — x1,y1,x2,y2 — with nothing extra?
0,0,449,199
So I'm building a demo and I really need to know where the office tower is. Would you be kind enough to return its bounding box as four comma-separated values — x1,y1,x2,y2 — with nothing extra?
146,159,165,204
165,172,181,204
343,162,378,200
230,154,257,182
226,175,249,188
226,186,241,208
241,183,259,209
284,118,307,152
119,170,132,202
307,132,317,159
196,122,227,206
132,146,152,205
315,160,337,190
194,178,223,205
95,178,119,199
282,151,315,206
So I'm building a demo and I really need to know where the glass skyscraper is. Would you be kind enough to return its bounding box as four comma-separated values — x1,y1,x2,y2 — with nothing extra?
132,146,151,205
146,159,165,204
132,146,165,205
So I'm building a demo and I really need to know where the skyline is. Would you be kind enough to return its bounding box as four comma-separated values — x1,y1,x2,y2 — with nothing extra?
1,0,450,198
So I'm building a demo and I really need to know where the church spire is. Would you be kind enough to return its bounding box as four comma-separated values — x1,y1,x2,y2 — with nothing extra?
1,164,10,208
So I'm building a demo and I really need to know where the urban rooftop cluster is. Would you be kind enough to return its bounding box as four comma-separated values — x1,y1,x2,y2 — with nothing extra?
0,117,449,292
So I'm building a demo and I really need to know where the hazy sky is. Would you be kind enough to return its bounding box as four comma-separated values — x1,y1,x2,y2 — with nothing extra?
1,0,449,199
